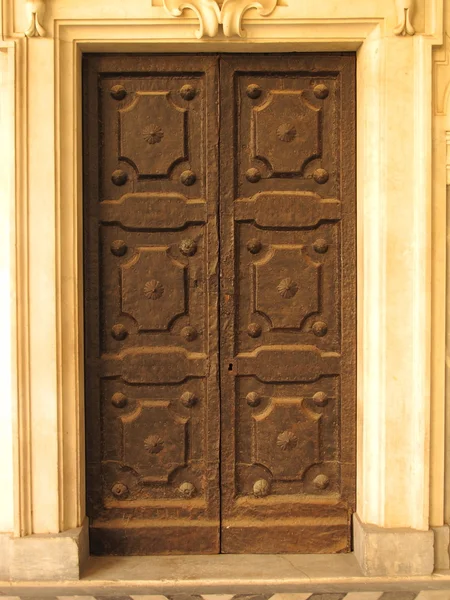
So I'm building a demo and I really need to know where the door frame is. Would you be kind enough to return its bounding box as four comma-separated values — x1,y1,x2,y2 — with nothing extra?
1,0,443,579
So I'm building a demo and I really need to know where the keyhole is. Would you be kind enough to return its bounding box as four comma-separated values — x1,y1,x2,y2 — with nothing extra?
228,363,233,371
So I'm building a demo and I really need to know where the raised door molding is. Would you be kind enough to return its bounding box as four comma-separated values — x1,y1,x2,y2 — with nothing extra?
162,0,278,38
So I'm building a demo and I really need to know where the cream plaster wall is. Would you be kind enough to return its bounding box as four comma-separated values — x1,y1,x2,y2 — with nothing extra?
0,0,447,575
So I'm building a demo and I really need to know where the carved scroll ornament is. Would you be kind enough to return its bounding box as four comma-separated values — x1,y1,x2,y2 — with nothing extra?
162,0,278,38
24,0,46,37
394,0,415,36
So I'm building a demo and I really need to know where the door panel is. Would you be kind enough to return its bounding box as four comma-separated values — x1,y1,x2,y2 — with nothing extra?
219,55,356,553
83,53,356,556
83,55,220,555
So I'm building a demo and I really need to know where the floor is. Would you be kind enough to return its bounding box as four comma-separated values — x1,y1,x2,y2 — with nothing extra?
5,555,450,598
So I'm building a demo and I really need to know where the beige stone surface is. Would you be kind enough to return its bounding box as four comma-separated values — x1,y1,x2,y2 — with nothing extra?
433,526,450,570
354,515,435,576
1,523,88,582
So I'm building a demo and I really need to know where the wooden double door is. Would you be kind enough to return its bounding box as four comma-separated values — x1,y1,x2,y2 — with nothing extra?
83,53,356,556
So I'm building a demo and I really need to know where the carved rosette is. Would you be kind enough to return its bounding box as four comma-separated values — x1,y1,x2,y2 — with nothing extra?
144,435,165,454
277,430,298,451
162,0,279,38
142,124,164,144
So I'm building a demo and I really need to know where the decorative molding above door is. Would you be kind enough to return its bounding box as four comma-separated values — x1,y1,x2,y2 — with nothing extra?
161,0,279,37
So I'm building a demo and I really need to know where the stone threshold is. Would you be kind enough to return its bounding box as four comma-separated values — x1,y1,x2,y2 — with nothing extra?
3,554,450,595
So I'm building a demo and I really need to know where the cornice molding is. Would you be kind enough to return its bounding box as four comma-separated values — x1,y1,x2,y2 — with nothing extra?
394,0,415,36
24,0,45,37
162,0,278,38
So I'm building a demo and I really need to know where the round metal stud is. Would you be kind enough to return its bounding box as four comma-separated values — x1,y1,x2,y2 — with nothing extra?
313,168,329,184
253,479,270,497
181,326,198,342
110,240,128,257
313,391,328,407
181,391,198,408
247,238,262,254
111,392,128,408
313,238,329,254
312,321,328,337
247,323,262,338
180,170,196,186
111,482,129,499
313,473,330,490
313,84,329,100
111,323,128,341
180,84,196,101
246,168,261,183
178,481,196,498
246,84,262,99
246,392,261,407
111,169,128,186
179,239,197,257
110,84,127,101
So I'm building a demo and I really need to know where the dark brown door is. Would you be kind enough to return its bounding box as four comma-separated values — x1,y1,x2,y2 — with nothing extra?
83,53,356,556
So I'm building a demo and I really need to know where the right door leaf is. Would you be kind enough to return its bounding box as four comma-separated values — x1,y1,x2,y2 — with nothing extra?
219,54,357,554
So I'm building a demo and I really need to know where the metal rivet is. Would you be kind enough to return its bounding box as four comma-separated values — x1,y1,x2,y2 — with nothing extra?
179,239,197,256
111,482,129,498
313,84,329,100
313,474,330,490
246,168,261,183
110,85,127,101
313,168,329,184
111,323,128,340
181,326,197,342
253,479,270,497
246,392,261,407
181,391,198,408
312,321,328,337
111,392,127,408
247,238,262,254
313,391,328,407
111,169,128,186
180,170,196,186
110,240,127,257
180,85,196,101
247,323,262,338
247,84,262,99
178,481,196,498
313,239,329,254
